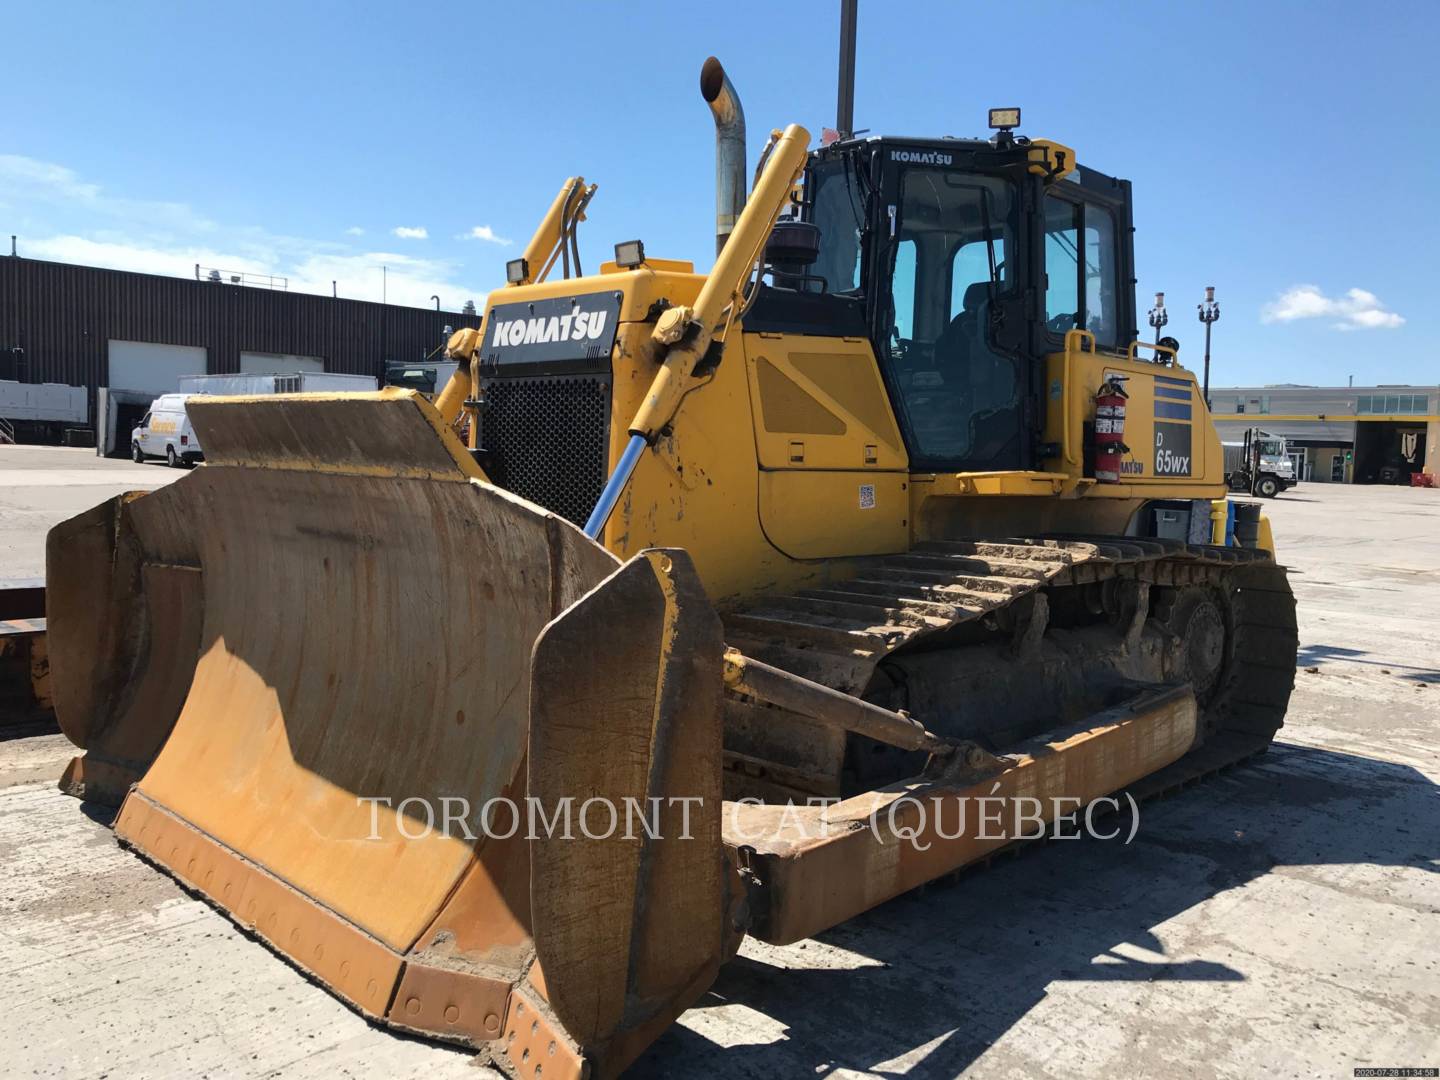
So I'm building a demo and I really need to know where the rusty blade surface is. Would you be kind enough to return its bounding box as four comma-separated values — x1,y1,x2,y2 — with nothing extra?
53,390,736,1078
730,684,1199,945
48,487,204,804
119,390,617,952
528,548,730,1076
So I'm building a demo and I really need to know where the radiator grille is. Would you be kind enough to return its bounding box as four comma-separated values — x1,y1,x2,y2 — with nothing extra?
480,375,610,527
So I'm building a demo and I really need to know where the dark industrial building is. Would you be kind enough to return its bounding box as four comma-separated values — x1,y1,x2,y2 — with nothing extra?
1,254,481,450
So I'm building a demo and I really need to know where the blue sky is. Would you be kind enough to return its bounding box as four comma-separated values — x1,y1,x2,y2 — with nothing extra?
4,0,1436,386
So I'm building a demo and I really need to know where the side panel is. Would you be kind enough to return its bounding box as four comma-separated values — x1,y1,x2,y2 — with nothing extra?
758,472,908,558
745,335,906,470
604,327,908,605
746,333,910,559
604,320,783,607
1041,345,1227,495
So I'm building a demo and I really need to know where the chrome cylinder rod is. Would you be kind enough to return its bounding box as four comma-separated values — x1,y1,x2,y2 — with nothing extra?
583,433,647,539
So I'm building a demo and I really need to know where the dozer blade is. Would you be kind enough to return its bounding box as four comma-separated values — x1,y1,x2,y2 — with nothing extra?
50,391,734,1079
49,487,204,804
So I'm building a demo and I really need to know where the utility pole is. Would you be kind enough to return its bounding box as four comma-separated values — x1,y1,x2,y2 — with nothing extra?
836,0,857,139
1197,285,1220,405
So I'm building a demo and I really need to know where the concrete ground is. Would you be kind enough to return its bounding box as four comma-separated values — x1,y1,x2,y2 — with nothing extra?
0,445,181,580
1,465,1436,1079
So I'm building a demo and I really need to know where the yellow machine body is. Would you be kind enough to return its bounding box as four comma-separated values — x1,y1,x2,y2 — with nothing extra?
482,268,1244,608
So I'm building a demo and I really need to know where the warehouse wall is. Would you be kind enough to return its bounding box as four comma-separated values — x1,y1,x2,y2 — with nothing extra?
1290,443,1353,483
0,256,481,421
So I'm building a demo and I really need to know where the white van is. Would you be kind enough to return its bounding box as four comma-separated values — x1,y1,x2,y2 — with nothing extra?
131,394,202,467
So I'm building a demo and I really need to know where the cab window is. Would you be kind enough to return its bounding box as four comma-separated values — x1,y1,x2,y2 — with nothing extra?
884,169,1021,468
139,413,152,428
891,239,917,340
808,160,864,294
1044,195,1119,347
1084,205,1118,345
1044,199,1081,337
950,236,1004,318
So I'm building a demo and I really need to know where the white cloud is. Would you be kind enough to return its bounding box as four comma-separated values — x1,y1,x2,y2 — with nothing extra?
0,155,100,200
0,154,212,235
463,225,513,246
1262,285,1405,331
25,235,271,280
287,251,486,310
4,154,484,310
392,225,428,239
345,226,365,236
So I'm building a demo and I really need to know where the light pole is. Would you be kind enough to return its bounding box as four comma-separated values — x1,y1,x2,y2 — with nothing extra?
1147,292,1168,361
1197,285,1220,405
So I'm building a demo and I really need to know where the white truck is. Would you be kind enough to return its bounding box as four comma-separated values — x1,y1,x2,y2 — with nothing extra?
1223,428,1297,498
131,393,202,467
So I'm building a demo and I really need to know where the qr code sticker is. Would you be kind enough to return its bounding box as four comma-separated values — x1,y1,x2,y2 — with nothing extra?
858,484,876,509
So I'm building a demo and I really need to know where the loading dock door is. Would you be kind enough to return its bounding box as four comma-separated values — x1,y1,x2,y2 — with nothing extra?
108,340,207,395
96,387,161,457
1355,421,1427,484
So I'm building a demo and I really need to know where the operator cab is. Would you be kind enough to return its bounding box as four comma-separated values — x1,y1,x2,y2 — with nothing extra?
752,114,1137,473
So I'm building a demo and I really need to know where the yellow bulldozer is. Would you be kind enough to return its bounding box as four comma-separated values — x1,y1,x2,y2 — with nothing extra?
46,57,1295,1079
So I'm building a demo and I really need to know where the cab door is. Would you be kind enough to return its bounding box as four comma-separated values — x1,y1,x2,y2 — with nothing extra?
136,412,154,454
1040,166,1137,352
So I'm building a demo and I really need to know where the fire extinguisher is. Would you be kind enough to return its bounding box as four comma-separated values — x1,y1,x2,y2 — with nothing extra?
1093,375,1130,483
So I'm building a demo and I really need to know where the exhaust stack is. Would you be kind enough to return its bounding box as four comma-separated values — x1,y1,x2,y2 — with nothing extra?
700,56,745,258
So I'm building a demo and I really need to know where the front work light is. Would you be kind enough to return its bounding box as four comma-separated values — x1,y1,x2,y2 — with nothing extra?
505,258,529,285
988,107,1021,130
614,240,646,269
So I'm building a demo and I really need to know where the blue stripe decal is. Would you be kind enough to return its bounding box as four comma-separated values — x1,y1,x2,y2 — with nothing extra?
1156,385,1192,400
1154,374,1191,387
1155,402,1193,420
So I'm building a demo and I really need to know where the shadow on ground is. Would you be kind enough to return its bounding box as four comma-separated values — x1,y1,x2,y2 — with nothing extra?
631,741,1438,1078
1297,643,1440,683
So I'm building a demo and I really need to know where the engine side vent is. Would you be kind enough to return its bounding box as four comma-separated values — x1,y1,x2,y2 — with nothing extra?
479,375,611,527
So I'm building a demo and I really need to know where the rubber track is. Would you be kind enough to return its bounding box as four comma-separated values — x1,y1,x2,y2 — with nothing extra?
721,535,1298,776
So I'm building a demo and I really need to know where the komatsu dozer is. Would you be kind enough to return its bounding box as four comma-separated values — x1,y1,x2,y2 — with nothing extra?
48,58,1296,1079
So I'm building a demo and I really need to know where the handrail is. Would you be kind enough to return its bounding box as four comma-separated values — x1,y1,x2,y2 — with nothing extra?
1127,339,1178,365
195,264,288,290
1060,329,1095,466
0,417,14,445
